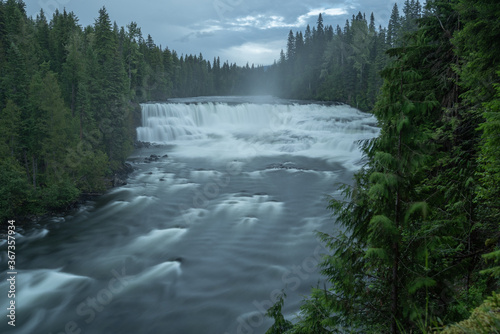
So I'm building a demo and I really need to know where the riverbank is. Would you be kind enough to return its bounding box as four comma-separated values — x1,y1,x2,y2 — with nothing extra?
0,161,136,238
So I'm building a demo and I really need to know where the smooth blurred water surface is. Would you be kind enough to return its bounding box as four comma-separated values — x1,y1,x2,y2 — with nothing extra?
0,96,378,334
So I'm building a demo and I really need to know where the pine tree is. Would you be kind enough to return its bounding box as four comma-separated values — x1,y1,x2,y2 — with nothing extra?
264,292,293,334
316,13,324,39
286,30,295,62
62,31,83,117
34,9,50,64
369,12,376,34
92,7,131,166
28,64,77,184
304,24,312,45
387,3,401,47
1,0,33,108
453,0,500,284
49,9,79,74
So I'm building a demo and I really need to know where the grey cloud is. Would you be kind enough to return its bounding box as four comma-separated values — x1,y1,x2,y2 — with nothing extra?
24,0,404,66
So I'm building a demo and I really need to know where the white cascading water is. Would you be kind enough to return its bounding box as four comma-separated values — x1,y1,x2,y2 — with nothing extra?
137,101,378,166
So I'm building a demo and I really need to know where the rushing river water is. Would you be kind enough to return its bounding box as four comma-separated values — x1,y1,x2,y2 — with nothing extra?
1,96,378,334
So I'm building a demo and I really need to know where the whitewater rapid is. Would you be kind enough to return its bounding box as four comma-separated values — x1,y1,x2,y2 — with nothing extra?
137,99,377,168
0,97,378,334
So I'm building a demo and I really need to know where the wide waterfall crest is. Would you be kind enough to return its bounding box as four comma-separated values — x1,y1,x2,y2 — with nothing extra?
137,102,286,142
136,100,378,163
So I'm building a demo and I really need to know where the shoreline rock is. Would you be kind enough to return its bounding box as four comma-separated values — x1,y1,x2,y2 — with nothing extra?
111,162,135,187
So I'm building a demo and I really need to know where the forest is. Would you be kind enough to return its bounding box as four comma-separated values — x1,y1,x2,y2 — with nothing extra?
0,0,499,332
266,0,500,333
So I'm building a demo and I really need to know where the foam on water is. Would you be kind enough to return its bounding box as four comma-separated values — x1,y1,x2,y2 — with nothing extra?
175,207,210,225
120,261,182,294
15,228,50,242
214,194,284,219
0,269,91,311
129,228,187,252
190,170,226,181
140,261,182,280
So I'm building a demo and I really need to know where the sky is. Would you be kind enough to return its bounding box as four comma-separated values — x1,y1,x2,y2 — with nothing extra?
24,0,402,66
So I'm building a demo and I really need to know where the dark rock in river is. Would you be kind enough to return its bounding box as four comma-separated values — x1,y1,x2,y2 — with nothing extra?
144,154,164,163
112,176,127,187
266,162,303,170
134,141,152,148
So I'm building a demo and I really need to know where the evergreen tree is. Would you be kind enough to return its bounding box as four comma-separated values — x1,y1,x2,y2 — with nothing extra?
453,0,500,283
92,7,131,166
1,0,33,108
48,9,78,74
387,3,401,47
316,13,324,39
265,292,293,334
286,30,295,62
34,9,50,64
304,24,312,45
369,12,376,34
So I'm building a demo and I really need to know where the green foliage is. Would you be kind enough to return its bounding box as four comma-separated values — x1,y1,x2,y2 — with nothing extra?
72,148,109,193
0,99,21,157
40,179,80,211
28,64,78,183
0,3,127,221
288,289,333,334
0,158,31,222
265,291,293,334
476,80,500,234
481,250,500,278
440,292,500,333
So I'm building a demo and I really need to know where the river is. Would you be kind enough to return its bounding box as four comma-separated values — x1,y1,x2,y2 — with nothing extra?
0,96,378,334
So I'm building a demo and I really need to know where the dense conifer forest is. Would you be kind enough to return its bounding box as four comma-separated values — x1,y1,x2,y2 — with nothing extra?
0,0,498,331
266,0,500,332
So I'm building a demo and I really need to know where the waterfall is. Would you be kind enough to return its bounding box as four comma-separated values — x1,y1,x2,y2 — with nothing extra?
137,102,378,157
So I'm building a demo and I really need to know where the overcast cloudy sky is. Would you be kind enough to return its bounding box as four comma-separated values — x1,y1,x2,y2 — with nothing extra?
24,0,402,66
